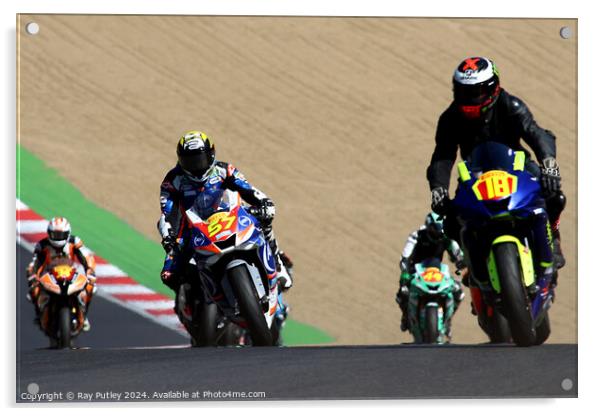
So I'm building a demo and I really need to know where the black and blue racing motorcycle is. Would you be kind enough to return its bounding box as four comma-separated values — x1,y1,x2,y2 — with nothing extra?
451,142,556,346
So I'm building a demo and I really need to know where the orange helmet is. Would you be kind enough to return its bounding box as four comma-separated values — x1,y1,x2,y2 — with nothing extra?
47,217,71,248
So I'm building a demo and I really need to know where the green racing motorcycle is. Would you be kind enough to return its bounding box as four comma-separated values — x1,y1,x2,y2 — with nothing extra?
407,260,459,344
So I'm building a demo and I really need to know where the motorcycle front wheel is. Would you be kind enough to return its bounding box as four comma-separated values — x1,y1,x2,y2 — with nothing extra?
57,306,72,349
494,243,536,347
228,265,272,346
423,305,440,344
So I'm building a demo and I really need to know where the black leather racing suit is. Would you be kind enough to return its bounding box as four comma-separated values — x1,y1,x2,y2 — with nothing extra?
426,89,566,280
427,89,556,190
427,89,566,230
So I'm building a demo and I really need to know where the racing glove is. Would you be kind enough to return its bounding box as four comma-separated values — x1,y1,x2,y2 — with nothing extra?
399,271,412,285
431,187,451,215
86,269,97,285
251,199,276,223
160,269,181,292
540,157,562,194
455,259,467,272
27,274,38,288
161,231,177,254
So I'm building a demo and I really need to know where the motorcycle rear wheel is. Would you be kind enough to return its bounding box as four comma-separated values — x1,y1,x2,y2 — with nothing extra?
217,322,244,346
190,302,218,347
494,243,536,347
57,306,72,349
490,308,512,343
228,265,272,346
423,305,440,344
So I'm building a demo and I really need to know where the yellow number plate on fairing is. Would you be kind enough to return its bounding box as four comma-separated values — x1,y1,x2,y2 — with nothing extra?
472,170,518,201
52,264,73,278
421,268,444,283
206,212,237,238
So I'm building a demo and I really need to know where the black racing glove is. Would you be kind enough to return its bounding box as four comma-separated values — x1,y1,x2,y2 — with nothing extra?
455,259,467,271
161,232,177,254
540,157,562,194
250,199,276,224
431,187,451,215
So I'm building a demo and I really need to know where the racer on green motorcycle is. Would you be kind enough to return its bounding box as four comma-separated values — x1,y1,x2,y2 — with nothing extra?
395,212,466,332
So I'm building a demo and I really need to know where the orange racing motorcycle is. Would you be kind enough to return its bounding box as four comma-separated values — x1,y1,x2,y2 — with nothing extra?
34,261,93,348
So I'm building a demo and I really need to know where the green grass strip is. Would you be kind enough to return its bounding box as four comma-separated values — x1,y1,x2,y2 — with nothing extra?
16,145,334,345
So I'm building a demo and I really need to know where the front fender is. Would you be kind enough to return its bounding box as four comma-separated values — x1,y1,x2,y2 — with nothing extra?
487,235,535,293
224,260,277,328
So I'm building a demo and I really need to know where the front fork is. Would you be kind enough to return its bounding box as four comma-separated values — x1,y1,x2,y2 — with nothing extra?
408,294,453,342
481,235,553,322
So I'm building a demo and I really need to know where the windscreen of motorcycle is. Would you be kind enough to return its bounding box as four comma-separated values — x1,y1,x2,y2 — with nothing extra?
187,189,242,222
467,141,517,176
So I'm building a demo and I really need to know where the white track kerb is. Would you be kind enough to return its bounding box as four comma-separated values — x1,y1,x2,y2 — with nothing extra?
16,199,186,336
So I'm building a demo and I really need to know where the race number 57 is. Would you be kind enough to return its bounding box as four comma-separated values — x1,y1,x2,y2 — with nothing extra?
207,214,236,238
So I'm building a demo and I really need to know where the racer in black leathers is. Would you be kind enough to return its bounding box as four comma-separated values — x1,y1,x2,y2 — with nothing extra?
395,213,466,333
427,57,566,273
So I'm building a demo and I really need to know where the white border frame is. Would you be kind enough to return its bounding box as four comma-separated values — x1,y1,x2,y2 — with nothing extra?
4,0,597,413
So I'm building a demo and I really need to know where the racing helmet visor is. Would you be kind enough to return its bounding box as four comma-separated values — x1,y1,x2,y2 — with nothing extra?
178,152,213,177
426,223,444,242
49,230,70,242
454,78,498,106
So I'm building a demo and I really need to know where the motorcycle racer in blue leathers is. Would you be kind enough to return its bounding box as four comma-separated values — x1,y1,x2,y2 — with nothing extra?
157,131,293,331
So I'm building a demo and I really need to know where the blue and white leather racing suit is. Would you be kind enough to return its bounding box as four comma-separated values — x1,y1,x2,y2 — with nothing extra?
157,161,291,330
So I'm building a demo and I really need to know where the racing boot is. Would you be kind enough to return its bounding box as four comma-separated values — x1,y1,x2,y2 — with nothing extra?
267,235,294,290
279,250,294,272
396,286,410,332
546,191,566,270
275,250,294,290
80,279,96,332
452,280,465,312
27,277,42,327
552,223,565,270
260,218,294,290
273,294,290,346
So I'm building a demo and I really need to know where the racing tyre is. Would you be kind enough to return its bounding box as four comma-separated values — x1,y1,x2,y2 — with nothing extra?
490,308,512,343
57,306,72,349
270,321,283,346
534,310,551,345
423,305,440,344
228,265,272,346
191,302,218,347
218,323,244,346
494,243,536,347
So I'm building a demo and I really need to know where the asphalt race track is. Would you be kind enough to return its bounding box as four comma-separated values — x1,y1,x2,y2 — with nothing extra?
16,245,577,401
18,343,577,401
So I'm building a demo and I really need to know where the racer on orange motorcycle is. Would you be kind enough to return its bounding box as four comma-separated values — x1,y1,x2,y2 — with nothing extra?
26,217,97,331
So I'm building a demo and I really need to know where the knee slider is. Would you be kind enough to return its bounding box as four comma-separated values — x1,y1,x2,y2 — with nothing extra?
546,190,566,220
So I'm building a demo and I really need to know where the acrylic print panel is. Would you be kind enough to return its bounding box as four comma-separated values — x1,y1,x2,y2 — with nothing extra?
16,15,577,401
